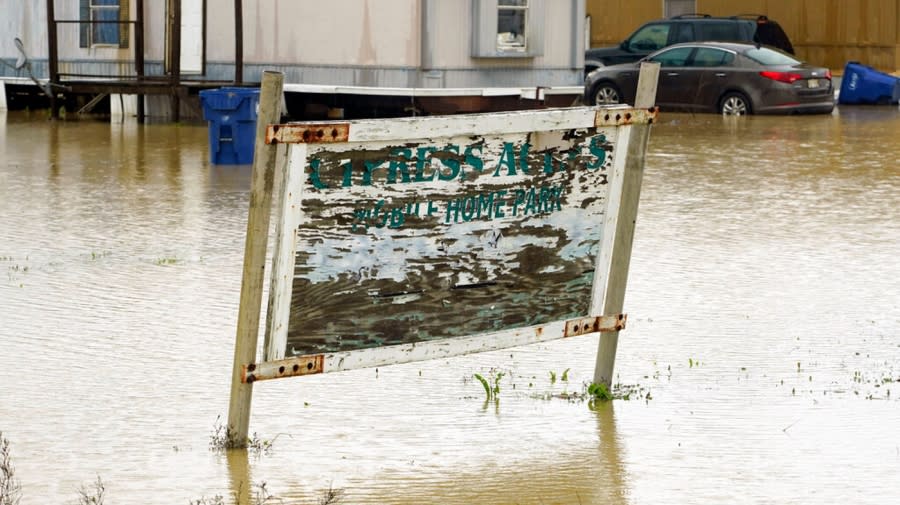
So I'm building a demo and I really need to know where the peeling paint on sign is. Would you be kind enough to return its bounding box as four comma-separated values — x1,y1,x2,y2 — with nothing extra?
262,107,648,368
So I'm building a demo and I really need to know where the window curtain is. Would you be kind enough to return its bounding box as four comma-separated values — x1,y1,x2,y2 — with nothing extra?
78,0,129,48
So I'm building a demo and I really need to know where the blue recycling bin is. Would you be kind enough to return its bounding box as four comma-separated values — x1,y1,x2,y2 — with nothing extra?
199,87,261,164
838,62,900,105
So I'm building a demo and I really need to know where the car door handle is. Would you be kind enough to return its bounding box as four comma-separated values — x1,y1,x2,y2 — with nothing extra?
666,72,680,76
715,73,727,77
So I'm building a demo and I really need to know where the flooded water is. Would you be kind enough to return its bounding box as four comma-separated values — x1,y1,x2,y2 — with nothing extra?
1,106,899,504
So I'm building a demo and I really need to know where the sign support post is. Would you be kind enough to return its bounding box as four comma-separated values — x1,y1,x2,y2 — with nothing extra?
593,62,660,387
226,71,284,447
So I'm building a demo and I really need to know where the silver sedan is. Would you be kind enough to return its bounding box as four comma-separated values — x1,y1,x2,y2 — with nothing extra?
584,41,835,115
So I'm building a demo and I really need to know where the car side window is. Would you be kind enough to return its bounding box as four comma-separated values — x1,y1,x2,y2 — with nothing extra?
698,22,740,41
673,23,694,43
627,24,671,51
648,47,694,67
690,48,735,67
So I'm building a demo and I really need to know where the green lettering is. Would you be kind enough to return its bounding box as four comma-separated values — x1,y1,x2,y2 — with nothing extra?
518,143,532,174
523,187,537,215
362,160,383,186
551,186,563,212
427,200,441,217
587,135,608,170
477,192,494,219
389,148,413,184
494,142,518,177
511,189,526,216
494,190,507,218
437,145,462,181
543,152,557,174
415,147,437,182
341,160,353,187
465,144,484,175
445,198,463,223
308,158,328,189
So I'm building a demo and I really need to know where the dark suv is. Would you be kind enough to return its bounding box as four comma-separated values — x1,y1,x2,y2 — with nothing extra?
584,14,794,74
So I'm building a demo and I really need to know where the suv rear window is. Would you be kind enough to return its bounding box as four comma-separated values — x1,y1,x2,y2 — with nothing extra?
754,21,795,54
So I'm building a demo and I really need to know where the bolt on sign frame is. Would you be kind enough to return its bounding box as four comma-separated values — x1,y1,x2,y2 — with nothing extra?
228,66,660,443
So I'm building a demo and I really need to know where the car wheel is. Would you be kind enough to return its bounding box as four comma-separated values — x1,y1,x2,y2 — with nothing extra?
719,92,752,115
591,83,622,105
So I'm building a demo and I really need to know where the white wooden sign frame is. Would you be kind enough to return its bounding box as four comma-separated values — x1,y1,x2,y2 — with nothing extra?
250,105,656,382
226,66,659,445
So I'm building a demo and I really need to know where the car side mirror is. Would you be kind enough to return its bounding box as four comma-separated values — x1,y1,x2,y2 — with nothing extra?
620,40,630,51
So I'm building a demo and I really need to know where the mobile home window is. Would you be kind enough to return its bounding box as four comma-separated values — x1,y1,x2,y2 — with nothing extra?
80,0,130,48
497,0,528,52
665,0,696,18
471,0,544,58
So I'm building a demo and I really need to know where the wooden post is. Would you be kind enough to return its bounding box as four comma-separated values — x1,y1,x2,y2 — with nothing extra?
170,0,182,121
45,0,60,119
226,71,285,447
234,0,243,84
135,0,145,123
592,62,659,387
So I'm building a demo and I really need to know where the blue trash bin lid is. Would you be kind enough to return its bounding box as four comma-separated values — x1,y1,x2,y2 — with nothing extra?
199,87,260,111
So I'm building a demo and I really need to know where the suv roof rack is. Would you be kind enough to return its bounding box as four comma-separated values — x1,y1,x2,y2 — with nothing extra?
728,14,771,22
670,13,712,19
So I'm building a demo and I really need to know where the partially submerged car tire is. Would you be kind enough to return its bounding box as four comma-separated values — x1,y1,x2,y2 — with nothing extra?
719,91,752,115
590,82,622,105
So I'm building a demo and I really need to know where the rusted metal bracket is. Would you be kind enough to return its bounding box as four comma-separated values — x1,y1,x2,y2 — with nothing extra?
266,123,351,144
563,313,626,337
243,354,325,383
594,107,658,127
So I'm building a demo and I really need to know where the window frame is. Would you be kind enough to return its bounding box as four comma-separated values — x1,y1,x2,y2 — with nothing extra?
471,0,545,58
690,47,736,67
647,46,694,67
625,23,671,52
79,0,130,49
496,0,528,54
664,0,697,18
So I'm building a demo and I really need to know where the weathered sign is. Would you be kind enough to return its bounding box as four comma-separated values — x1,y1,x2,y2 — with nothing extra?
251,106,657,381
225,67,658,446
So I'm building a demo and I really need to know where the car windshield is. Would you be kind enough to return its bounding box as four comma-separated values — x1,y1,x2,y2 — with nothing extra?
742,47,801,65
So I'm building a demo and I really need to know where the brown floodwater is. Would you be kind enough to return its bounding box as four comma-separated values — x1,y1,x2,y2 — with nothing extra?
1,106,899,504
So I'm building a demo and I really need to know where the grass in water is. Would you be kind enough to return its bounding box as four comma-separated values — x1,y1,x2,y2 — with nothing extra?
1,432,22,505
76,476,105,505
209,415,278,454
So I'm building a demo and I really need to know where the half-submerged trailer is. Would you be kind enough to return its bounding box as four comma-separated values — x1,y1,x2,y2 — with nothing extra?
227,66,659,444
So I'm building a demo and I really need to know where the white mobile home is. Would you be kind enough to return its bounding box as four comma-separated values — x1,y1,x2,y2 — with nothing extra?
0,1,586,118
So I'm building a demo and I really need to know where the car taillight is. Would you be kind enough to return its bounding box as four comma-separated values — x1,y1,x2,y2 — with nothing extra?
759,71,803,83
825,69,832,80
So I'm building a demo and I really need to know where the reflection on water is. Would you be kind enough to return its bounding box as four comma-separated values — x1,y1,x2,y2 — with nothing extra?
1,107,899,504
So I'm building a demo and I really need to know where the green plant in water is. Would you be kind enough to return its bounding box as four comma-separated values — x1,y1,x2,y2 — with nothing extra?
549,368,570,385
474,369,505,401
588,382,614,401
